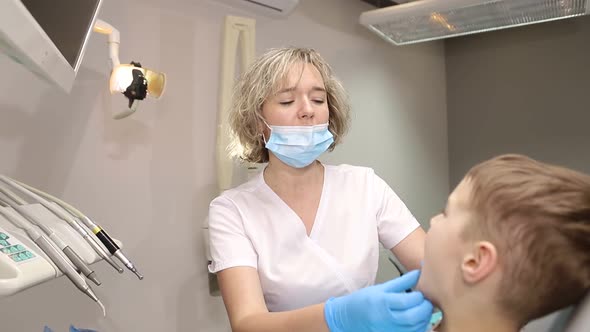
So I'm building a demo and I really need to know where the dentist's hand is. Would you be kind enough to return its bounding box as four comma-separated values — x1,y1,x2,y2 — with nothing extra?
324,269,433,332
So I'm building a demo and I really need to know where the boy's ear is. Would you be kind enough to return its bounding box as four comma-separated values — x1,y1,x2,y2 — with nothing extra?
461,241,498,284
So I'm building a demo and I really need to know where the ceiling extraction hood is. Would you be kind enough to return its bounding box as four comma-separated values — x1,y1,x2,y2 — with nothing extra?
359,0,590,45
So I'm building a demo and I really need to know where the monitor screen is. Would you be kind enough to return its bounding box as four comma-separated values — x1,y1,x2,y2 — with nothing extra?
21,0,101,71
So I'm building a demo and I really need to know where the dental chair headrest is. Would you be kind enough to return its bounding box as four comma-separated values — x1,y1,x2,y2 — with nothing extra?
562,291,590,332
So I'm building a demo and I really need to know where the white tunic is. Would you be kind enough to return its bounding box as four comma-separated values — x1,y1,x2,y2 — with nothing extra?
207,164,419,312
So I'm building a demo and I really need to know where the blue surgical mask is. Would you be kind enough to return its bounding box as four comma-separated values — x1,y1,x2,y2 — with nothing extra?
263,122,334,168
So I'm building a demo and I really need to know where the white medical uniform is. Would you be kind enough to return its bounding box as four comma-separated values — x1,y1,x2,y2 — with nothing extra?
207,164,419,312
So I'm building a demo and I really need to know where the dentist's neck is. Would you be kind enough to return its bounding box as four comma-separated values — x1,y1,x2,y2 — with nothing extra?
264,155,323,191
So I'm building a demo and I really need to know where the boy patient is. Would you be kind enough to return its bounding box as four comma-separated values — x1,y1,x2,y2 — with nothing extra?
417,154,590,332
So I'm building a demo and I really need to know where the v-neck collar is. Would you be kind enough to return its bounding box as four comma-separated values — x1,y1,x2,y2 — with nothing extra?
259,164,329,240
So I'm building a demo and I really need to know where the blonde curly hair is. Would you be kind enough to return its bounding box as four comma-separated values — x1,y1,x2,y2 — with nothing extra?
228,47,351,163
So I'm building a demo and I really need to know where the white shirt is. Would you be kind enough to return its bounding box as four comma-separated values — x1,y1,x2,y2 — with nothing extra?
207,164,419,312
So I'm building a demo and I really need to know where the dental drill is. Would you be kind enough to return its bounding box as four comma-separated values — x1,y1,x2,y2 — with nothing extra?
81,215,144,280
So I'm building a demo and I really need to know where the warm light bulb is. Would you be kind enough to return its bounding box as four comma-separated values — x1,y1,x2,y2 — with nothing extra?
109,64,166,98
109,64,137,93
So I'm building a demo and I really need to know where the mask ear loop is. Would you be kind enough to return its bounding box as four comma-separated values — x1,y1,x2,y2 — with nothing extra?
261,132,268,144
259,117,272,144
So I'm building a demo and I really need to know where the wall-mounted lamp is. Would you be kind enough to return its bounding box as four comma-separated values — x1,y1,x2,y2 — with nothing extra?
93,19,166,119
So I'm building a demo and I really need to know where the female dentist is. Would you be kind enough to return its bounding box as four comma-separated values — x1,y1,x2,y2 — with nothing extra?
208,47,433,332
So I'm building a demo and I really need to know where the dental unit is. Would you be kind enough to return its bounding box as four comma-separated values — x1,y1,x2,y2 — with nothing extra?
3,176,143,280
0,176,123,274
0,174,144,317
0,201,105,316
0,184,101,287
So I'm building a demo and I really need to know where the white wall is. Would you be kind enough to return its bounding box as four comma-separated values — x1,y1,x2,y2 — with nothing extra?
446,15,590,187
0,0,448,330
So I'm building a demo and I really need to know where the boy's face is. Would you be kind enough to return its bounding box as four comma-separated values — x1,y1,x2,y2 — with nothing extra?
417,178,475,307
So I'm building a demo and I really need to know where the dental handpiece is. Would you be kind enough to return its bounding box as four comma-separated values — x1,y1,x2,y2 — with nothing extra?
0,207,106,316
0,182,101,285
47,202,124,274
14,205,101,286
33,234,106,316
0,176,124,274
81,215,143,280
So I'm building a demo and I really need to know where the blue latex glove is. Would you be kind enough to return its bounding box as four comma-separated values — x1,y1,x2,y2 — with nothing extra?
324,269,433,332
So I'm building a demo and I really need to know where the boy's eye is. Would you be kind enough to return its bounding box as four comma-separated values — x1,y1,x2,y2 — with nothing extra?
279,101,294,105
313,99,325,104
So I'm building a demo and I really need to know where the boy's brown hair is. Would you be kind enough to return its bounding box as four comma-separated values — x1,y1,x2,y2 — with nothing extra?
464,154,590,324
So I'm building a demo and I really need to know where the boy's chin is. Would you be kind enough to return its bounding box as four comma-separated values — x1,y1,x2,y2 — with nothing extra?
416,273,439,305
415,271,428,293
